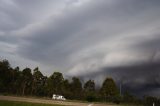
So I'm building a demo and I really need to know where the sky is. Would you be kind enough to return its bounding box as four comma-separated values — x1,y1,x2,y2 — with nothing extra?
0,0,160,97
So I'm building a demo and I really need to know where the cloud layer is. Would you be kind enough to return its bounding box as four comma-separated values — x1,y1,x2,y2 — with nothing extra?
0,0,160,96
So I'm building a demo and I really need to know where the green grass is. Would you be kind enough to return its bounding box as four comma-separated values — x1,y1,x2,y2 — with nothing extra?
119,104,143,106
0,100,65,106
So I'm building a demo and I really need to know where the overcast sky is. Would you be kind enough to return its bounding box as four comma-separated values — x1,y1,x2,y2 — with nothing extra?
0,0,160,97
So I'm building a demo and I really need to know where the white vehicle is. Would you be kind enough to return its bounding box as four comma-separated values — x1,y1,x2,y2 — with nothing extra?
52,94,66,101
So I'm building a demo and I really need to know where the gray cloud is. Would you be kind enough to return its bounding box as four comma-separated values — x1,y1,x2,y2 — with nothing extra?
0,0,160,97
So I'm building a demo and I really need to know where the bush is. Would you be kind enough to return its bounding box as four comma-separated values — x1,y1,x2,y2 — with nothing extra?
86,95,96,102
112,96,122,104
144,96,160,106
2,92,9,96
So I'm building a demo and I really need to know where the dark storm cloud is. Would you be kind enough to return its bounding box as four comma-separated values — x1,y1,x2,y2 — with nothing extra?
16,0,160,66
103,61,160,97
68,36,160,97
75,57,160,96
0,0,160,96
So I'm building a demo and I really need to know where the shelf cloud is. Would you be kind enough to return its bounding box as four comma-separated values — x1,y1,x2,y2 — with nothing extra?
0,0,160,97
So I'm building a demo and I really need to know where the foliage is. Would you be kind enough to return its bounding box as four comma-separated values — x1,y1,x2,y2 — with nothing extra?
61,79,72,99
0,59,155,105
84,80,95,92
0,60,12,92
84,80,96,102
31,67,47,96
144,96,160,106
100,77,119,102
70,77,82,100
21,68,33,95
46,72,64,97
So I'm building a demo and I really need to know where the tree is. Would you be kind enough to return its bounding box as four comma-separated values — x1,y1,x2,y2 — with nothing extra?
84,80,96,102
144,96,160,106
100,77,119,102
46,72,64,96
70,77,82,99
0,59,12,93
31,67,46,96
61,79,72,99
84,80,95,92
21,68,32,95
10,66,21,94
123,91,135,103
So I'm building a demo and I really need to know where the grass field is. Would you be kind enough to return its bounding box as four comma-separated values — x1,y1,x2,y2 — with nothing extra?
0,100,143,106
0,100,64,106
0,96,143,106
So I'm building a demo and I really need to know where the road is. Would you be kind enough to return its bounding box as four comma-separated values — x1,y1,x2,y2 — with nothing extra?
0,95,116,106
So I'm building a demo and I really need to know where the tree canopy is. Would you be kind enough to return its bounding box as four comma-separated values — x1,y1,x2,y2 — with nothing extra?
100,77,119,102
0,59,145,104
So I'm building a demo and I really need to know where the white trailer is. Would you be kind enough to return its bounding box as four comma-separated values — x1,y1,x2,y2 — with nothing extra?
52,94,66,100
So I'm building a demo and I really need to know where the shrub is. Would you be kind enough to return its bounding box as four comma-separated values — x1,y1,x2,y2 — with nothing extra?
144,96,160,106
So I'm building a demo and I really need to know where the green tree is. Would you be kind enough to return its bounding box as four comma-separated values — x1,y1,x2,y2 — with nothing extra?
84,80,96,102
21,68,32,95
10,66,21,94
70,77,82,99
100,77,119,102
46,72,64,96
31,67,46,96
84,80,95,92
144,96,160,106
61,79,72,99
123,91,135,103
0,59,12,93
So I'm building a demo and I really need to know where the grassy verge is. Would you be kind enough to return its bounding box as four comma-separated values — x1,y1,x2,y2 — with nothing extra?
0,100,65,106
119,104,143,106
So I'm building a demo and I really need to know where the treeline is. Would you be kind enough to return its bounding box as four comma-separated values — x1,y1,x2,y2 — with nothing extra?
0,59,159,105
144,96,160,106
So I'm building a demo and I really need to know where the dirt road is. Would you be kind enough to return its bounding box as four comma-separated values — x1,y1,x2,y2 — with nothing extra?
0,95,115,106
